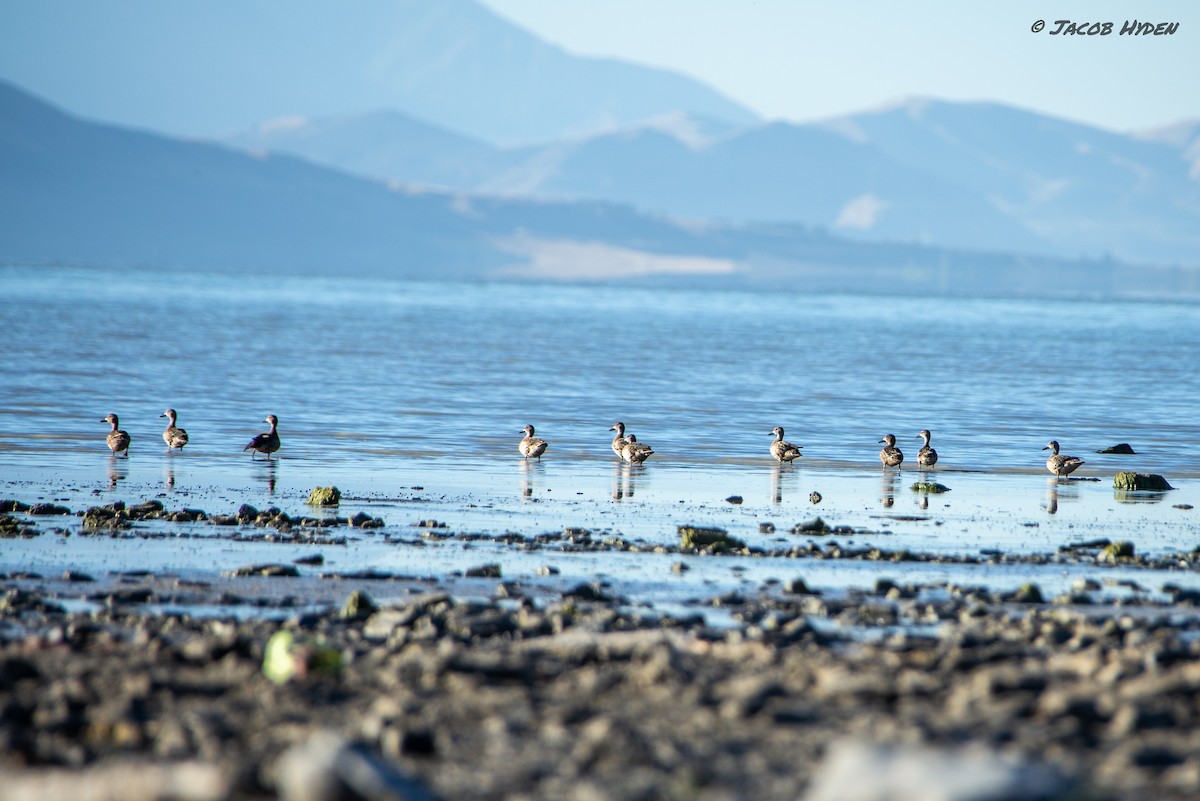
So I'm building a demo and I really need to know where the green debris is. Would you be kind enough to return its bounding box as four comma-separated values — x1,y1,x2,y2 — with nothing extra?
1113,472,1174,492
262,631,343,684
910,482,951,494
306,486,341,506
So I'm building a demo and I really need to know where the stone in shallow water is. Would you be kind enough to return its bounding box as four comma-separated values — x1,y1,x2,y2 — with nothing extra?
1097,443,1136,454
306,486,342,506
1113,472,1174,491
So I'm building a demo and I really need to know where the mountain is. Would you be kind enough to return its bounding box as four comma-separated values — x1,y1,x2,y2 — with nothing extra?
2,80,1195,299
0,0,758,144
815,99,1200,265
1135,118,1200,182
223,99,1200,264
224,111,513,190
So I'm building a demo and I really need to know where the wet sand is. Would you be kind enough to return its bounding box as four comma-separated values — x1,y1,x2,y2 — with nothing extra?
3,459,1200,799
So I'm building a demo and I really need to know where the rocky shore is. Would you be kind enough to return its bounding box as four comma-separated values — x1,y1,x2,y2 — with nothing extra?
4,569,1200,801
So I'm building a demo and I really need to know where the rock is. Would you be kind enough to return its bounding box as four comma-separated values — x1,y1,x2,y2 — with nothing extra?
1012,583,1044,603
785,577,812,594
275,730,438,801
809,492,822,505
758,522,776,533
306,487,341,506
1113,472,1174,491
27,503,71,516
1101,541,1135,562
293,553,325,566
564,583,615,603
792,517,830,534
725,495,743,505
1097,443,1136,454
0,515,39,538
802,739,1071,801
678,526,747,553
910,482,950,493
340,590,378,622
0,500,31,513
225,564,301,578
465,563,501,578
348,511,379,528
127,500,164,519
236,503,259,522
0,761,233,801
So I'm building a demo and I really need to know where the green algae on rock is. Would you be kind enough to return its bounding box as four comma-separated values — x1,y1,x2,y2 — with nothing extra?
1102,541,1136,562
1113,472,1174,492
1012,583,1044,603
306,486,342,506
679,526,747,553
340,590,378,621
910,482,951,494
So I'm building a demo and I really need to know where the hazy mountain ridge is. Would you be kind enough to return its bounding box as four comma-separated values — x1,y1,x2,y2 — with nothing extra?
223,98,1200,265
0,0,758,144
3,79,1195,300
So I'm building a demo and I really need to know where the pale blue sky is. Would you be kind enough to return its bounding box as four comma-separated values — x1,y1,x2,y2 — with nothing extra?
480,0,1199,132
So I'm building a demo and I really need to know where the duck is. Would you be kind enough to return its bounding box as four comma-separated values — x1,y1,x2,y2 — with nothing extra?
621,434,654,464
916,429,938,468
1043,440,1084,478
244,415,281,460
770,426,803,463
878,434,904,467
610,422,629,458
102,413,131,457
160,408,189,451
518,424,548,460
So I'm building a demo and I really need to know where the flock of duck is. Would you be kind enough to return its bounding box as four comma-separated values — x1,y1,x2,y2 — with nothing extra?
103,411,280,460
103,412,1088,478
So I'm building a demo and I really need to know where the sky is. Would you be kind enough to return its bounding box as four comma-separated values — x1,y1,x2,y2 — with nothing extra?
479,0,1199,133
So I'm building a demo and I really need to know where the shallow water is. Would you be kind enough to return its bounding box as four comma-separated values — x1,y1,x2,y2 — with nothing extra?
2,264,1199,613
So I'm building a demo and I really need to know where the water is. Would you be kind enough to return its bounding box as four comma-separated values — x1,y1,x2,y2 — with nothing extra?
2,263,1199,616
3,263,1198,473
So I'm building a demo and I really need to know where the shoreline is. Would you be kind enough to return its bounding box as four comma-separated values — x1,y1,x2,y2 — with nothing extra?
3,467,1199,800
4,570,1200,800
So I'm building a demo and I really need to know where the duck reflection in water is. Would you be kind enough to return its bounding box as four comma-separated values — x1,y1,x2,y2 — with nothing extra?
880,470,899,508
255,459,277,495
1044,475,1081,514
163,464,175,491
612,462,638,501
106,457,127,489
769,463,802,505
519,457,543,499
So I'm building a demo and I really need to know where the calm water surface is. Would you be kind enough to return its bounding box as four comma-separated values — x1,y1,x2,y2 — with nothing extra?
2,264,1198,475
3,264,1200,611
